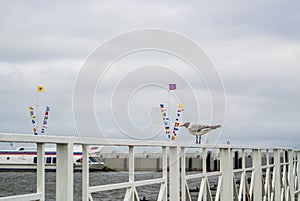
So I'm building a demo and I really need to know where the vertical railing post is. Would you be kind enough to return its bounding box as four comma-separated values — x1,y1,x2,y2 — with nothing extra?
128,146,134,183
82,145,89,201
220,147,233,201
297,151,300,201
283,150,288,199
288,149,295,201
124,146,136,201
162,146,168,201
181,147,186,201
253,149,262,201
265,149,271,200
202,148,207,201
56,143,74,201
273,149,281,201
241,149,246,201
169,146,180,201
37,143,45,201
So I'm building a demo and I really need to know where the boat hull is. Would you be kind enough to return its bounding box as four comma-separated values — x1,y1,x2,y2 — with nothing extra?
0,163,105,171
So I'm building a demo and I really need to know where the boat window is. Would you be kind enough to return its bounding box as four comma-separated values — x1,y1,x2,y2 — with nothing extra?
46,157,52,164
93,157,100,162
6,157,10,160
33,157,37,164
53,157,56,164
93,157,102,162
89,157,97,162
89,157,102,163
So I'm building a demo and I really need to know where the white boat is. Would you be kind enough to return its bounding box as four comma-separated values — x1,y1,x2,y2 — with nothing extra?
0,145,104,171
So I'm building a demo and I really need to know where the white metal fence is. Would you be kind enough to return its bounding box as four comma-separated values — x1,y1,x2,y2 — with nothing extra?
0,133,299,201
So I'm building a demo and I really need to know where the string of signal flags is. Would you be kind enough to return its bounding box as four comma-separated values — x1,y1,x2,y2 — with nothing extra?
28,85,50,135
29,84,183,138
160,83,183,141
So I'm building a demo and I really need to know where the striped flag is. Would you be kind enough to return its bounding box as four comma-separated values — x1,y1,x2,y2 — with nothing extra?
169,84,176,90
41,106,50,134
28,107,38,135
171,104,183,140
160,103,183,141
37,86,44,92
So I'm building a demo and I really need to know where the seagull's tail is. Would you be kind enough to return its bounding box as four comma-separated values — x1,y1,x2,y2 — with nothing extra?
210,125,222,129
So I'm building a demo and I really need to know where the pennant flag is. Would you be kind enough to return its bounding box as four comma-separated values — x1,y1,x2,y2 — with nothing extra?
28,107,38,135
169,84,176,90
37,86,44,92
160,103,183,141
170,104,184,141
29,106,50,135
40,106,50,135
159,103,171,139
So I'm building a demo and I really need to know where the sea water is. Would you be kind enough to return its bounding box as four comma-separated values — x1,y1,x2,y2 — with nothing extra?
0,171,207,200
0,171,164,201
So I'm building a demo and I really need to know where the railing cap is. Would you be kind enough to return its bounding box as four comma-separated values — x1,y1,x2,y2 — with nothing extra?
0,133,296,151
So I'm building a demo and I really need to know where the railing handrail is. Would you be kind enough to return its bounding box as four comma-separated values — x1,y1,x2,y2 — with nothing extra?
1,132,300,201
0,133,293,150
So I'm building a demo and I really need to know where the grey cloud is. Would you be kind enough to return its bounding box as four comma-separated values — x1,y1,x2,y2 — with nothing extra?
0,1,299,147
188,1,300,40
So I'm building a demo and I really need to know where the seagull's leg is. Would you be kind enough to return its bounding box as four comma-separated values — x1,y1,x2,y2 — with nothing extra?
199,136,201,144
195,136,198,144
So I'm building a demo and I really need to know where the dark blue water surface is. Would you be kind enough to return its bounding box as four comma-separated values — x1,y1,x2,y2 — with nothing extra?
0,171,209,200
0,171,165,201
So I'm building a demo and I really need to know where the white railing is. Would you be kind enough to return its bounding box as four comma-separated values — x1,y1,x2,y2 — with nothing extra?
0,133,300,201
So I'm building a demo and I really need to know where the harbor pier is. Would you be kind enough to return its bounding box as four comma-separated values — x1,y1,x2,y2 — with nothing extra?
0,133,300,201
100,150,256,171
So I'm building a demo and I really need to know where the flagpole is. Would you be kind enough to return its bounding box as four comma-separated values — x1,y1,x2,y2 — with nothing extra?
168,88,171,129
36,87,39,135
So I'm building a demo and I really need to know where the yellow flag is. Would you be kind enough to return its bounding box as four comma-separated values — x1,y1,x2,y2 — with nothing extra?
37,86,44,92
178,104,183,108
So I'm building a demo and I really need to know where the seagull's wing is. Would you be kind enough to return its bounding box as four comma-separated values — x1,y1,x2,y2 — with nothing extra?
189,124,207,132
208,125,222,129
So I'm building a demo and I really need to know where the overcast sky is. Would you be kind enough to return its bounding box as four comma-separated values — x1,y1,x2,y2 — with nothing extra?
0,1,300,148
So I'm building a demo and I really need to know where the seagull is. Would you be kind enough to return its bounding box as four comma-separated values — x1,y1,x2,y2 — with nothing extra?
180,122,222,144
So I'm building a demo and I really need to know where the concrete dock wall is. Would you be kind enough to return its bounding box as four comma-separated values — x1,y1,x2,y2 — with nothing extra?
99,151,277,171
100,152,209,171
